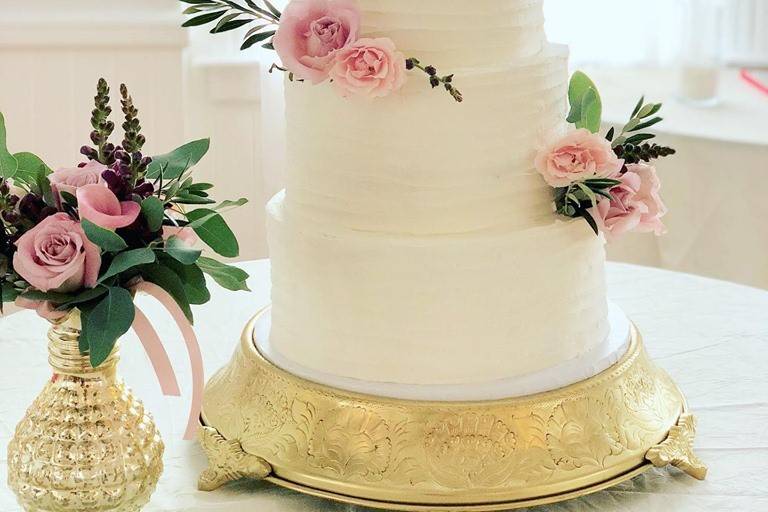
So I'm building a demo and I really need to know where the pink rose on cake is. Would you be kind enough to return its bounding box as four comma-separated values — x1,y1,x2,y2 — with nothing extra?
329,38,407,98
535,129,624,188
590,163,668,241
76,184,141,230
273,0,361,84
13,213,101,293
48,161,107,207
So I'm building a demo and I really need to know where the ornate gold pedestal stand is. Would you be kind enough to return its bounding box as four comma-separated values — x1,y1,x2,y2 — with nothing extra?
198,309,706,511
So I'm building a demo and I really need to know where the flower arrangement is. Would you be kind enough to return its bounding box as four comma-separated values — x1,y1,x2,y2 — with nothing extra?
0,79,249,368
179,0,464,102
535,72,676,240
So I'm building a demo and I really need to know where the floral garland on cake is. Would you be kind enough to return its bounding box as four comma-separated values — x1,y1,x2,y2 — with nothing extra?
535,72,676,240
180,0,463,101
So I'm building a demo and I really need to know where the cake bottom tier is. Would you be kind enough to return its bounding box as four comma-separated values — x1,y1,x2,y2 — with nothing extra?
267,191,610,385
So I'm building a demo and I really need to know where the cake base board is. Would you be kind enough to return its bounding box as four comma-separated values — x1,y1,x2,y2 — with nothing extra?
198,308,707,510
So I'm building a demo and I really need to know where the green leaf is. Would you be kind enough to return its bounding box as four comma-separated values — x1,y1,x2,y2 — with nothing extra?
263,0,282,19
567,71,599,126
158,254,210,305
173,193,217,205
0,112,19,180
185,209,240,258
630,95,645,119
141,196,165,232
188,182,214,192
82,287,135,368
165,236,202,265
576,182,598,207
605,126,615,142
579,88,602,134
197,256,250,292
214,197,248,211
82,219,128,252
581,209,600,236
241,30,276,50
1,281,19,303
182,10,228,27
212,19,252,33
13,152,52,200
630,117,663,132
99,248,157,283
138,263,194,323
20,290,75,304
638,103,662,118
147,139,210,180
625,133,656,145
56,286,108,310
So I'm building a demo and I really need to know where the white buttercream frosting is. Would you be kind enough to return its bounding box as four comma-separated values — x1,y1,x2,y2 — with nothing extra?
266,0,611,386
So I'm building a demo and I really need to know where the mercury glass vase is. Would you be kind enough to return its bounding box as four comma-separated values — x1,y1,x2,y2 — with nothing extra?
6,309,164,512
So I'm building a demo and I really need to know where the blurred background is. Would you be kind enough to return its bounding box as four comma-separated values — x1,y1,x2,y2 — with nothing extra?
0,0,765,288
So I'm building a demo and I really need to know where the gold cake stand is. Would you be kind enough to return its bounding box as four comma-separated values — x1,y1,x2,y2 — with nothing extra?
198,308,706,510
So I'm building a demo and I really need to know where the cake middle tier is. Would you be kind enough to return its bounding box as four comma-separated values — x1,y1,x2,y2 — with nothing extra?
284,47,568,235
267,192,610,386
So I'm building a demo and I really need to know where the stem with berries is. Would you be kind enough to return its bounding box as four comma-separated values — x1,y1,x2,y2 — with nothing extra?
406,58,463,103
83,78,116,165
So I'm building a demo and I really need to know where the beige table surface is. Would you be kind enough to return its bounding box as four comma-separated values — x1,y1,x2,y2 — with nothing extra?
1,260,767,511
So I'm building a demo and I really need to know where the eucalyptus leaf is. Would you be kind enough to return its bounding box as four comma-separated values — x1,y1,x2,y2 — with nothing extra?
99,248,157,283
82,219,128,252
263,0,282,19
13,152,52,199
141,196,165,232
185,209,239,258
197,256,250,292
166,236,202,265
625,133,656,145
82,287,135,368
158,254,210,305
630,96,645,118
567,71,599,126
241,30,276,50
56,286,108,310
0,112,18,180
138,263,194,323
147,139,210,180
579,88,602,134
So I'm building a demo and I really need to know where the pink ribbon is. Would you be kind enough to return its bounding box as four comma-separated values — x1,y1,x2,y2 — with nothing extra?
132,281,204,441
17,282,204,441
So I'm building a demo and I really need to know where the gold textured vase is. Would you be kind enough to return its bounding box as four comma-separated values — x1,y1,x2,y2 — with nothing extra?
7,310,164,512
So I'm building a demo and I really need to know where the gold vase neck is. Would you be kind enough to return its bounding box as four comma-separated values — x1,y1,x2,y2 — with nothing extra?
48,309,119,376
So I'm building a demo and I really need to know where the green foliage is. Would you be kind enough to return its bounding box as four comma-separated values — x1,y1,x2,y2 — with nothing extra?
185,209,239,258
610,97,664,148
99,248,157,283
165,236,202,265
81,287,136,367
141,196,165,232
197,256,250,292
567,72,603,133
178,1,281,53
147,139,210,180
82,219,129,252
555,178,621,235
159,255,211,305
139,262,194,323
13,152,53,201
0,112,19,180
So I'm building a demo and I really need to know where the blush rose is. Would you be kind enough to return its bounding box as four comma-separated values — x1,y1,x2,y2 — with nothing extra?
274,0,361,84
328,38,407,98
535,129,624,188
76,184,141,230
590,163,668,241
13,213,101,293
48,161,107,207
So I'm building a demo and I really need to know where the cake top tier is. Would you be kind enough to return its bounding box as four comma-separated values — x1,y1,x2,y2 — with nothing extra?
359,0,546,69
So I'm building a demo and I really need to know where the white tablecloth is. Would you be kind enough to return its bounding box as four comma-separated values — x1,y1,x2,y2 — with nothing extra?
1,261,767,511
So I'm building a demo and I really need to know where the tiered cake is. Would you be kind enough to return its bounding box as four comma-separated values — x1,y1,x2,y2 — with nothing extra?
266,0,610,385
198,0,705,508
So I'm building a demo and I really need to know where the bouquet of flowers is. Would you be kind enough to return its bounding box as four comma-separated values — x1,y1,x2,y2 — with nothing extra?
536,72,676,241
0,79,249,368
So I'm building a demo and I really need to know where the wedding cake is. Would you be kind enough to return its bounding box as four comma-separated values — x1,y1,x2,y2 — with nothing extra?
265,0,610,386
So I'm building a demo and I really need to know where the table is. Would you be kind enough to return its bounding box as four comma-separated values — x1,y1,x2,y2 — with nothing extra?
2,261,767,511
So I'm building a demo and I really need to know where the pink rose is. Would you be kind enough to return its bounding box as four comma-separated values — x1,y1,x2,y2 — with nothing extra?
274,0,360,84
328,38,407,98
13,213,101,293
49,161,107,207
76,184,140,230
590,163,668,242
535,129,624,188
162,226,198,247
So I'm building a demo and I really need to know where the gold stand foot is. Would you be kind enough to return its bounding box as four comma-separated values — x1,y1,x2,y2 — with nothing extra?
198,426,272,491
646,413,708,480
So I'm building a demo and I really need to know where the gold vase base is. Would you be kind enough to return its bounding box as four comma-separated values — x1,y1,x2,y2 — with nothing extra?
198,309,706,511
